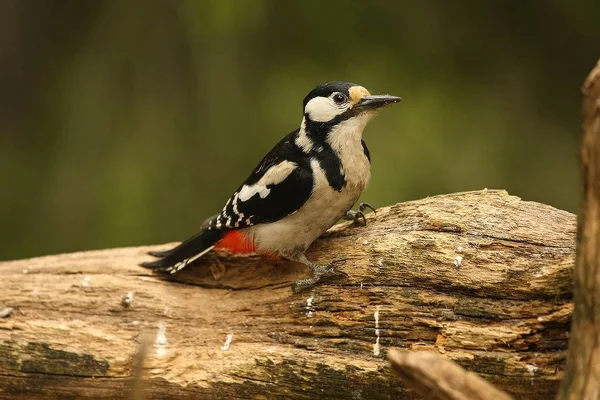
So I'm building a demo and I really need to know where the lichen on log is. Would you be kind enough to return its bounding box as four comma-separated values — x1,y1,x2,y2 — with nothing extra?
0,190,575,399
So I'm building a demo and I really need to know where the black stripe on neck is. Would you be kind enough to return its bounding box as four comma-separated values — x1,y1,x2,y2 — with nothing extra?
297,118,346,192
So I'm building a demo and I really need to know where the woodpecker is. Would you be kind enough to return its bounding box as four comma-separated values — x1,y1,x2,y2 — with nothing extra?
141,82,401,292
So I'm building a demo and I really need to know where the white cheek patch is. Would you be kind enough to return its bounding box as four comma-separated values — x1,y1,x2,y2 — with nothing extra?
239,161,297,202
304,96,347,122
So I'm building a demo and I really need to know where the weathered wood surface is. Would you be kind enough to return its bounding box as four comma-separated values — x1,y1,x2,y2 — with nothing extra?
0,190,576,399
558,60,600,399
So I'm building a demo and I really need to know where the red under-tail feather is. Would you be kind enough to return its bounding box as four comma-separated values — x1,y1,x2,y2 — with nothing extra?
214,231,256,254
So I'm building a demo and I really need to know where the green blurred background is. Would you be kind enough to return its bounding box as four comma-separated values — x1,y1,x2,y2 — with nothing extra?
1,1,598,260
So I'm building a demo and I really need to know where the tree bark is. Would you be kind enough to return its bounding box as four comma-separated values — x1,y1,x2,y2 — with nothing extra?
0,190,575,400
557,60,600,399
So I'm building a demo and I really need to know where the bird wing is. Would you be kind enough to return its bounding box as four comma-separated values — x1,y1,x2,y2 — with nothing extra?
207,131,314,231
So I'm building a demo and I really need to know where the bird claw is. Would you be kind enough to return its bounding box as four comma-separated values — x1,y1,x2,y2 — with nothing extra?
291,263,347,293
344,202,376,226
345,210,366,226
359,202,376,214
314,263,348,278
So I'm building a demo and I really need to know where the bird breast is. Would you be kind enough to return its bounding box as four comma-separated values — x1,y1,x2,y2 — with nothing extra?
247,140,371,257
326,112,372,190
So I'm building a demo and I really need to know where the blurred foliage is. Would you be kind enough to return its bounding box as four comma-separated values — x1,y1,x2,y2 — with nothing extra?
1,0,598,260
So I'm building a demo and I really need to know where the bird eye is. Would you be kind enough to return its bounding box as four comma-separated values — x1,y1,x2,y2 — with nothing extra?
332,93,348,105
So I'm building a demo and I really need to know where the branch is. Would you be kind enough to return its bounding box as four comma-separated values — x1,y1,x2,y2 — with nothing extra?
387,349,513,400
558,59,600,399
0,190,575,399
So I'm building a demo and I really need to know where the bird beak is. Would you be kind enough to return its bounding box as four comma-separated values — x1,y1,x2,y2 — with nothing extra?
354,95,402,110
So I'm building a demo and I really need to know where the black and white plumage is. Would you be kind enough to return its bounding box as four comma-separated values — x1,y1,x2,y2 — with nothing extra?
142,82,401,291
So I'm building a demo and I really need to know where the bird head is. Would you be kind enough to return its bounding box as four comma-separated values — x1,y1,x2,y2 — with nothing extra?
302,82,401,125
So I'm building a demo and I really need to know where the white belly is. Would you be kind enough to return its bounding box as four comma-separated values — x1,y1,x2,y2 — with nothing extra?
247,153,370,258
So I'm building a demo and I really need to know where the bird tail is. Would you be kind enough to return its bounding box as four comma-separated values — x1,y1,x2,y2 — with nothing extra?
140,229,223,274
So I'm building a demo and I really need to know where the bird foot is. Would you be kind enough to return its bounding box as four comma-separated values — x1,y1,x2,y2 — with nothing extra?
291,262,348,293
344,202,376,226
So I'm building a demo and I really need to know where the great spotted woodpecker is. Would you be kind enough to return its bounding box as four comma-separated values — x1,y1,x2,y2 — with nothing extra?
141,82,401,291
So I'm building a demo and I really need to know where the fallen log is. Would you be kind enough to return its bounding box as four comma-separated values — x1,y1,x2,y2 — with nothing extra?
0,190,575,399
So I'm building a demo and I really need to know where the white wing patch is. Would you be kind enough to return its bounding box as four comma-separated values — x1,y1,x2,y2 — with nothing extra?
211,160,298,230
239,160,297,202
238,184,271,202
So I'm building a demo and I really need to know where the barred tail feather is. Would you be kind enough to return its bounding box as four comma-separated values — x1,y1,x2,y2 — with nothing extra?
141,229,223,273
